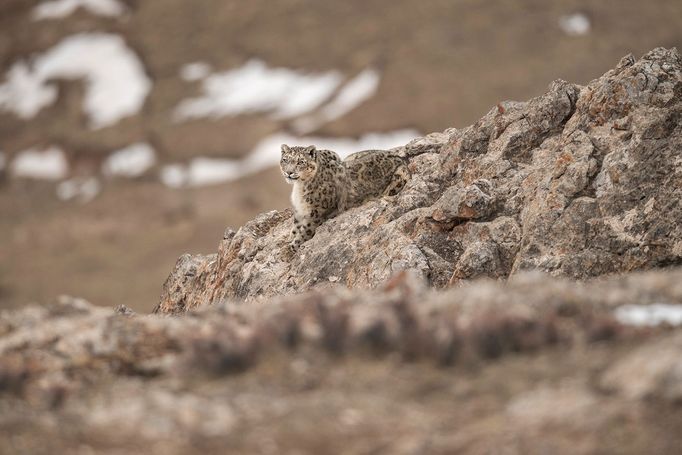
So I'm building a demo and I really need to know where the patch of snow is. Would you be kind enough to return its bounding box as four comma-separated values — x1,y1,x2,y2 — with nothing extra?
248,130,421,164
0,33,151,129
159,164,187,189
161,130,421,188
186,158,242,186
56,177,101,203
0,63,58,120
559,13,591,36
615,304,682,327
294,69,381,134
10,146,69,180
160,158,241,188
174,59,342,121
180,62,212,82
32,0,125,20
102,143,156,178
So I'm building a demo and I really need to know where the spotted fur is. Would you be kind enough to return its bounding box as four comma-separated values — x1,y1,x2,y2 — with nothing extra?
343,149,409,206
280,144,348,251
280,144,409,252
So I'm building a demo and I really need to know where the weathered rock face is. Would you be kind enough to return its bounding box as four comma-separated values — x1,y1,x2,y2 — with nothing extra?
4,47,682,455
3,270,682,454
157,48,682,314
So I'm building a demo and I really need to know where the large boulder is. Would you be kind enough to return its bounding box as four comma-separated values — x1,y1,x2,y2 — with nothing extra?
156,48,682,314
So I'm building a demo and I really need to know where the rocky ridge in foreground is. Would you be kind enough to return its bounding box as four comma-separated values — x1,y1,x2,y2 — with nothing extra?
2,269,682,453
157,47,682,314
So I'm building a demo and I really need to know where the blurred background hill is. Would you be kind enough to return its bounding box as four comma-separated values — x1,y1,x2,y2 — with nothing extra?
1,0,681,312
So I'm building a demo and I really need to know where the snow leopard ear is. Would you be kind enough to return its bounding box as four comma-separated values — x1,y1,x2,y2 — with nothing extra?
281,144,291,154
304,145,316,158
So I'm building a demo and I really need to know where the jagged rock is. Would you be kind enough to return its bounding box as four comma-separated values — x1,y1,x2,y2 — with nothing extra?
156,48,682,315
431,179,495,223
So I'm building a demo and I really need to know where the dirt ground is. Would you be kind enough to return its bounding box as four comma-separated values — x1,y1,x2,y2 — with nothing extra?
0,167,290,310
1,0,681,312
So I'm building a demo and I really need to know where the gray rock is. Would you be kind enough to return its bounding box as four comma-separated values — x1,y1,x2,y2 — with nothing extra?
156,48,682,314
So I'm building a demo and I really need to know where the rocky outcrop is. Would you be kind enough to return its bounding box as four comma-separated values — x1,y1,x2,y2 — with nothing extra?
5,48,682,453
3,269,682,453
157,48,682,314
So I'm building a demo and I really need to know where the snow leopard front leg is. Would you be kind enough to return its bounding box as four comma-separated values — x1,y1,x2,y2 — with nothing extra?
289,215,304,250
289,212,325,250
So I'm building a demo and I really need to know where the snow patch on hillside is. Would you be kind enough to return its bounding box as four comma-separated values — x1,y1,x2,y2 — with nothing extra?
559,13,591,36
57,177,101,203
180,62,212,82
293,69,381,134
615,304,682,327
160,129,420,188
10,146,69,180
174,59,342,121
32,0,125,20
0,33,151,129
102,143,156,178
